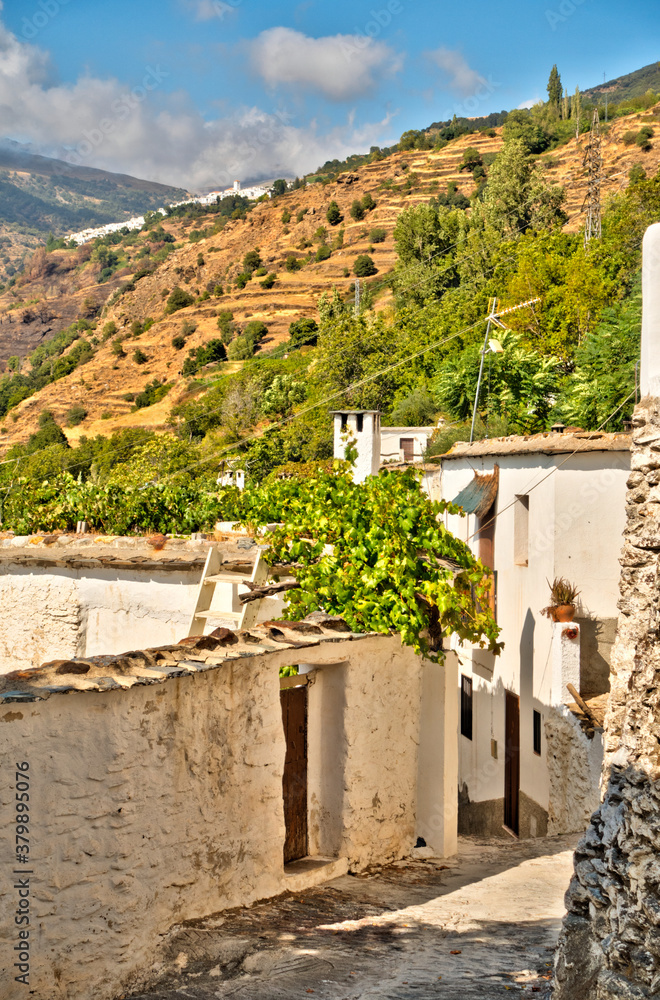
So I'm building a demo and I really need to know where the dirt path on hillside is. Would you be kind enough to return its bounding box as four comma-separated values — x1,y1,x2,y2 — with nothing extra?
125,835,577,1000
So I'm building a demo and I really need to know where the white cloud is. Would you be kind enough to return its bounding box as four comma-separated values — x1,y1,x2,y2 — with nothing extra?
0,19,394,191
427,48,488,98
180,0,240,21
248,27,401,101
517,97,541,110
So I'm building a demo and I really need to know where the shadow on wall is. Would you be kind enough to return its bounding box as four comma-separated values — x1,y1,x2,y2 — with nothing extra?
457,671,602,842
575,615,616,699
554,762,660,1000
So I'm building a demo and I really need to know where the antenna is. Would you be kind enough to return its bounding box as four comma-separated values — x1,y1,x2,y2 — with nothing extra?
583,109,602,245
469,297,541,443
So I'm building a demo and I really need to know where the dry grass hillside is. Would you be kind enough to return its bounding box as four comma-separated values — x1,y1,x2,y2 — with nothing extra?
0,105,658,450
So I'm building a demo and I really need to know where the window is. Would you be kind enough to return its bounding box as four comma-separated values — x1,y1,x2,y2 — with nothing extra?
356,413,364,432
460,675,473,740
514,495,529,566
533,710,542,756
341,413,348,430
476,506,497,619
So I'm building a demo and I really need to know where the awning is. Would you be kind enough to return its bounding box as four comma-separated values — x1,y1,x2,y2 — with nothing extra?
450,466,499,518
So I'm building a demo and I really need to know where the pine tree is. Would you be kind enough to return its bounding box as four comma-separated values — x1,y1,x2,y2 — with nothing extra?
547,65,562,112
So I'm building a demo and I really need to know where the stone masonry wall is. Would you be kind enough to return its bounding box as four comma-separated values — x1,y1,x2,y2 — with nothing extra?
554,397,660,999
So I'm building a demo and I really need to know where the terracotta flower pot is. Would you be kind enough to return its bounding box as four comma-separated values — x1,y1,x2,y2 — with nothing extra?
554,604,575,623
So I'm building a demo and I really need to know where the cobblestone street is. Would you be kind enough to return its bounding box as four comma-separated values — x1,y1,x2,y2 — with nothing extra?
125,835,577,1000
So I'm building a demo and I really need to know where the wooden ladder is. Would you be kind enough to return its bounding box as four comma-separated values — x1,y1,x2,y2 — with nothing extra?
187,546,270,637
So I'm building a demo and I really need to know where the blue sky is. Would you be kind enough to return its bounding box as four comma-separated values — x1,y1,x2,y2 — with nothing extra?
0,0,657,190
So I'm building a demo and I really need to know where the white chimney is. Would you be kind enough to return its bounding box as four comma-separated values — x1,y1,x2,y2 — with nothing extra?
233,180,240,192
640,222,660,398
332,411,381,484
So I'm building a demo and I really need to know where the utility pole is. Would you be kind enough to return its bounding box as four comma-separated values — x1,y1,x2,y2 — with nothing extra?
469,297,541,443
583,109,602,245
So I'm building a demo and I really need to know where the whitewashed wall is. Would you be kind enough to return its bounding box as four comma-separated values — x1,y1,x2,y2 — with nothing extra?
0,634,458,1000
434,449,629,836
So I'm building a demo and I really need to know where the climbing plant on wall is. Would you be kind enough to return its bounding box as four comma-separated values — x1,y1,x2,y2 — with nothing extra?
242,463,503,662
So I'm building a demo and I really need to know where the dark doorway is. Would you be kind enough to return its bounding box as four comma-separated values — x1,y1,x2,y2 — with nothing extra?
400,437,414,463
504,691,520,836
280,685,308,863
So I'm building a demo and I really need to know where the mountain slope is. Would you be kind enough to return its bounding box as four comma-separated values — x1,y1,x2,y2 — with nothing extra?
0,103,658,451
0,141,187,284
582,62,660,105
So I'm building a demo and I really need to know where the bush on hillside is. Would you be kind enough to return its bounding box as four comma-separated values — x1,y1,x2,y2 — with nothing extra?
353,254,377,277
165,287,195,314
370,227,387,243
326,201,342,225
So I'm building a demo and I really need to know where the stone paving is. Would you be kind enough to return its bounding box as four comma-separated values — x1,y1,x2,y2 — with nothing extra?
124,835,578,1000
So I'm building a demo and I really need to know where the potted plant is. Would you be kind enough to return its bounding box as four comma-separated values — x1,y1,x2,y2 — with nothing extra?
541,577,580,623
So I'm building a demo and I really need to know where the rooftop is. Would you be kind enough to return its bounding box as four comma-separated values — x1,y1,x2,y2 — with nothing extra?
0,615,375,704
441,430,632,460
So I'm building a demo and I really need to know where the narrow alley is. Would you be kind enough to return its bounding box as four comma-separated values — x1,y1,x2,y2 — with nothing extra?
126,835,577,1000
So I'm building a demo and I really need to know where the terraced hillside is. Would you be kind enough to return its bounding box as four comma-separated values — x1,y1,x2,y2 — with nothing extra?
0,104,658,450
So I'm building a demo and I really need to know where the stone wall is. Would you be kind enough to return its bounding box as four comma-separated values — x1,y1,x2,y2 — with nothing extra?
0,632,455,1000
554,397,660,998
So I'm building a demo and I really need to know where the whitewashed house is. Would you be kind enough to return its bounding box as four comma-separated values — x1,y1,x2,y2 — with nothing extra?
432,430,631,838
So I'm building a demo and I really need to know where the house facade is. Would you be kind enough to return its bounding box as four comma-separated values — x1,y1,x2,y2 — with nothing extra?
432,430,631,838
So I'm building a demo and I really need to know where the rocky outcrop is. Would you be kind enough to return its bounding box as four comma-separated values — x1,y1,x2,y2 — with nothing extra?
554,397,660,999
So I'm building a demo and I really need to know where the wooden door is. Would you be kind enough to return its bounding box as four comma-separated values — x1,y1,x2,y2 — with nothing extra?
280,685,308,863
504,691,520,836
400,437,414,463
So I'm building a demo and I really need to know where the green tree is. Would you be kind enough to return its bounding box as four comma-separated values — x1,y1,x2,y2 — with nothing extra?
553,288,641,430
289,317,318,348
547,64,562,112
165,287,195,314
433,329,561,433
271,179,288,197
460,147,483,172
350,199,365,221
389,387,437,426
483,139,565,236
326,201,342,225
261,374,307,418
243,249,262,273
353,254,377,277
26,411,69,454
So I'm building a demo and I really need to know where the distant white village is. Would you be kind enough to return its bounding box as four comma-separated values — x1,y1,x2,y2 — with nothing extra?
67,179,272,246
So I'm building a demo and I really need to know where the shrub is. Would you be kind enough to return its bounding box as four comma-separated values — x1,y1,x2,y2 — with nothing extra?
289,317,318,348
313,226,327,243
197,253,205,266
102,321,117,340
285,256,303,272
350,199,365,221
353,254,377,277
165,287,194,314
331,227,345,249
213,284,224,297
65,404,87,427
254,267,268,276
342,267,350,277
243,249,262,272
235,272,251,289
260,273,277,288
315,245,331,262
217,310,236,344
326,201,342,225
361,192,376,211
133,348,148,364
281,208,291,224
296,209,308,223
112,338,125,357
370,227,386,243
182,339,227,376
181,320,197,337
172,335,186,350
134,380,171,409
